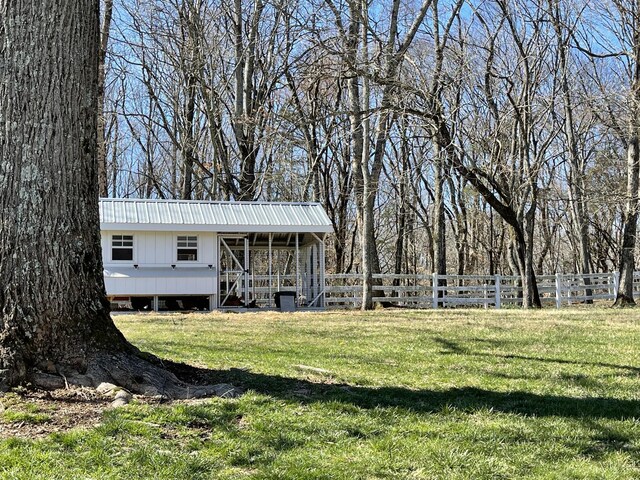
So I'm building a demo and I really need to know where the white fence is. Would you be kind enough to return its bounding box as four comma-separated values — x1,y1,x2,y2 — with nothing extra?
323,272,624,309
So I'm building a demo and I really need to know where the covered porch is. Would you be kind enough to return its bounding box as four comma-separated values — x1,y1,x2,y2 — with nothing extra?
218,231,327,309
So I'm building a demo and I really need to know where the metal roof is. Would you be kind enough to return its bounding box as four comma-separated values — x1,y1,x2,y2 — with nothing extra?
99,198,333,234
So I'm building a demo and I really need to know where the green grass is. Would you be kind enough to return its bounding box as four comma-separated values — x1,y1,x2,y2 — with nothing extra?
2,308,640,479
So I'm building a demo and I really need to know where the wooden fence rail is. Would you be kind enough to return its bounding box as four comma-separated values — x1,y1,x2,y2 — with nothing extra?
322,272,624,309
246,271,633,309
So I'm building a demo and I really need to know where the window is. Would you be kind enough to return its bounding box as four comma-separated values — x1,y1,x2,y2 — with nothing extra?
112,235,133,261
177,235,198,261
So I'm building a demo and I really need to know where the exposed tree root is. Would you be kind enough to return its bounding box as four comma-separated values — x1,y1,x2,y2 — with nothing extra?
29,350,240,400
612,294,636,308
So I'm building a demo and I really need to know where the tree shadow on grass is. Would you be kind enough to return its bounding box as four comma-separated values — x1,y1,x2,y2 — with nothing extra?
165,362,640,421
578,418,639,459
433,337,640,375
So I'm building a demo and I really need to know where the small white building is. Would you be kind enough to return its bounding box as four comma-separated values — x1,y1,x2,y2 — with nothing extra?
100,198,333,310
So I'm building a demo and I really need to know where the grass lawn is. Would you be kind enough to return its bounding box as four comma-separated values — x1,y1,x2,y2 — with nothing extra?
2,308,640,479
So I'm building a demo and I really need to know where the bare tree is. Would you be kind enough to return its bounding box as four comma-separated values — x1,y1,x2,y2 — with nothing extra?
608,0,640,305
549,0,594,298
323,0,432,309
98,0,114,197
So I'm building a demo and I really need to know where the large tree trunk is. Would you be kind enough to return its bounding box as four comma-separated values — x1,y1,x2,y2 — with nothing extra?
0,0,234,398
523,204,542,308
361,188,375,310
614,134,640,306
614,9,640,307
433,147,447,306
0,0,120,387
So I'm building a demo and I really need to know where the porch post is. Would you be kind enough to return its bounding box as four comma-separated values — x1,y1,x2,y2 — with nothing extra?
268,233,273,307
295,233,300,303
312,242,318,305
432,273,438,309
320,235,326,307
277,249,281,291
216,235,220,309
244,236,249,305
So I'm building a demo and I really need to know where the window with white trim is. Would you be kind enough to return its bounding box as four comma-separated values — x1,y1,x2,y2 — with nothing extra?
112,235,133,261
177,235,198,261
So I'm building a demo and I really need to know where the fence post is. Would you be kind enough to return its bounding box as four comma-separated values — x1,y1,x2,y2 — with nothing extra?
483,283,488,309
555,273,562,309
613,271,619,299
494,274,501,309
432,273,438,309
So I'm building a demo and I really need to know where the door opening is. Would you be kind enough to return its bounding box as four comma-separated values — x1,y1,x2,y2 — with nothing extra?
218,236,249,307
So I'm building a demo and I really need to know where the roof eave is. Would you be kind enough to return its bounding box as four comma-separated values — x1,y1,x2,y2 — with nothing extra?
100,223,333,234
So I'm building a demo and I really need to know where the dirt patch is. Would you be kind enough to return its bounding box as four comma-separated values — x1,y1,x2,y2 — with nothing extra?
0,385,229,440
0,388,115,439
0,359,242,440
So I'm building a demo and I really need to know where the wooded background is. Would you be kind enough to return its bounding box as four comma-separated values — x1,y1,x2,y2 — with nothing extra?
98,0,640,306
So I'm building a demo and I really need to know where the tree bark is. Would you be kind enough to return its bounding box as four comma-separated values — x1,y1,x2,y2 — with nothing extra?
0,0,235,398
97,0,113,198
614,1,640,307
433,145,447,304
523,202,542,308
232,0,265,201
0,0,119,387
614,134,640,306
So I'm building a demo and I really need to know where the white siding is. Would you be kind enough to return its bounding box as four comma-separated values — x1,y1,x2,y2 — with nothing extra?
104,268,216,295
154,233,171,264
102,230,219,297
136,232,152,264
200,233,216,265
102,231,217,267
